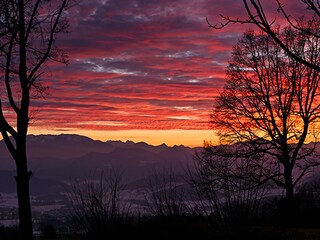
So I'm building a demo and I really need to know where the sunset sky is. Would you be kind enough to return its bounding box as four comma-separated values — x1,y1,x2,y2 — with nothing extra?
27,0,303,147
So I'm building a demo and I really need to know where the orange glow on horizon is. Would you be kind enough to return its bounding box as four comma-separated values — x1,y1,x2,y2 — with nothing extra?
26,128,216,147
1,1,300,147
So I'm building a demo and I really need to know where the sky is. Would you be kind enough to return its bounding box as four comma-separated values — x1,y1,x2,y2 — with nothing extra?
26,0,301,147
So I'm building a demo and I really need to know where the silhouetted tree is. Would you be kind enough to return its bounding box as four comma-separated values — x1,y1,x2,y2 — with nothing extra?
191,143,268,229
209,0,320,71
211,26,320,206
66,171,130,239
0,1,73,239
144,169,189,218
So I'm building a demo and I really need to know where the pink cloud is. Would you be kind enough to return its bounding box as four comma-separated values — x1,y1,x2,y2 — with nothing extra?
25,0,294,135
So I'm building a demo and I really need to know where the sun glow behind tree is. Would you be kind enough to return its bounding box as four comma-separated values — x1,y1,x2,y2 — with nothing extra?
211,22,320,203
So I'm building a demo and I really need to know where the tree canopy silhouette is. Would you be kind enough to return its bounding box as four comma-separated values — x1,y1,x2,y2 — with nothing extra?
209,0,320,71
0,0,73,239
211,24,320,203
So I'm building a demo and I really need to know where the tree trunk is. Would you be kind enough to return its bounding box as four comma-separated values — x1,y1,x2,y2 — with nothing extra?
283,166,295,224
16,1,33,236
284,167,294,202
15,151,33,240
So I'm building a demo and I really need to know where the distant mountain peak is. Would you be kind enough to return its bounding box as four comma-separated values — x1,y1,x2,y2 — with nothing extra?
28,133,92,140
1,134,195,150
158,143,167,147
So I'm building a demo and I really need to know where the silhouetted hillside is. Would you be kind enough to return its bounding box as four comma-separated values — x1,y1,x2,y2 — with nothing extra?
0,134,200,203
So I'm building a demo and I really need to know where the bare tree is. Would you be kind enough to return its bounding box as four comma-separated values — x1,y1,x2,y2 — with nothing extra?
211,26,320,207
209,0,320,71
66,170,130,239
0,1,73,238
144,169,189,218
191,143,268,228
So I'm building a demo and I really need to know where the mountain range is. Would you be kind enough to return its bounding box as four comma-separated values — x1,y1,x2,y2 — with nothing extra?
0,134,201,209
2,134,320,220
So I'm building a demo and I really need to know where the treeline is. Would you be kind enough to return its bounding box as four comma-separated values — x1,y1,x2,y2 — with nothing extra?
2,159,320,240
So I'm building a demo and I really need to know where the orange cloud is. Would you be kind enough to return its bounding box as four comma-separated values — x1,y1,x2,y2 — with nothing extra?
22,0,294,146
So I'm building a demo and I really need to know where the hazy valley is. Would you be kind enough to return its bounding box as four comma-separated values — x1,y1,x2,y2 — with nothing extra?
0,134,201,220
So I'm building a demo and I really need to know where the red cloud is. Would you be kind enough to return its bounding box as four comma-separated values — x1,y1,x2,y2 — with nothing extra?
23,0,297,144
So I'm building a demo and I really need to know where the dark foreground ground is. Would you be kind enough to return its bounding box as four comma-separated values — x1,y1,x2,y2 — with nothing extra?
2,214,320,240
